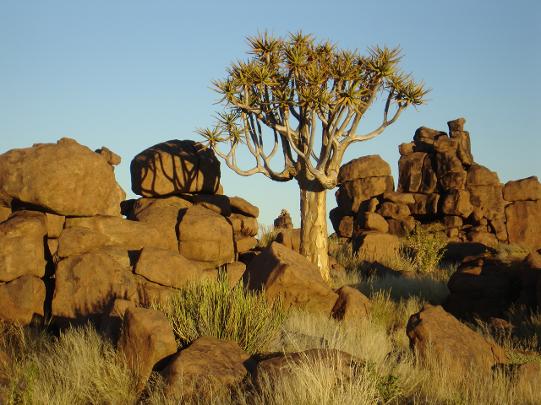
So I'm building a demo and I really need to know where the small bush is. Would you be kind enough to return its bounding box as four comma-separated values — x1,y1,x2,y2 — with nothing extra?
401,224,447,273
153,279,286,354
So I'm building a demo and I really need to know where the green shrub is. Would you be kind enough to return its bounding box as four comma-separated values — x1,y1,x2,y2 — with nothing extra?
401,224,447,273
153,279,286,354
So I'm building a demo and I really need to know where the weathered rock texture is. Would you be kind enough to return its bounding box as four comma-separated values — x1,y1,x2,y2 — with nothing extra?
331,118,541,255
407,305,507,372
0,138,259,325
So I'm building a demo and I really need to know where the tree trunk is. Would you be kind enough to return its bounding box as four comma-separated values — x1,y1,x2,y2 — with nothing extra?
299,188,330,281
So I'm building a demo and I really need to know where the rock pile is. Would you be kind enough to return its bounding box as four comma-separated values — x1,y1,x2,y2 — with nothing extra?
0,138,260,325
330,118,541,256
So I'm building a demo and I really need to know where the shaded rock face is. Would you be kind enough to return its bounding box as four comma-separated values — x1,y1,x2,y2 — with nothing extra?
331,117,541,257
0,138,125,216
0,276,45,324
118,307,177,390
131,140,220,197
162,336,250,399
406,305,507,373
245,242,338,314
331,286,371,322
273,209,293,229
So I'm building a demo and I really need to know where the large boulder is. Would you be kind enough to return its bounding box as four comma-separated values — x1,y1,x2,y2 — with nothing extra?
406,305,507,372
131,140,220,197
131,196,192,251
134,247,215,288
397,152,437,193
337,155,391,183
336,176,394,212
275,228,301,253
505,200,541,251
441,190,474,218
503,176,541,202
0,211,47,282
331,286,371,322
229,196,259,218
353,231,400,263
58,216,171,258
118,307,177,390
0,138,125,216
0,275,45,324
245,242,338,314
52,250,138,320
162,336,250,399
177,205,234,267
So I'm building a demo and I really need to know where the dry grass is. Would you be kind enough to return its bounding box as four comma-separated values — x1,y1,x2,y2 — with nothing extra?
151,278,287,354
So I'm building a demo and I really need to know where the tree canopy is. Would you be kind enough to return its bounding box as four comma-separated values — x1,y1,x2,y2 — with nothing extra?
199,31,428,190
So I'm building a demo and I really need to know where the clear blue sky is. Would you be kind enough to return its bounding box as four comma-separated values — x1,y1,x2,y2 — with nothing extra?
1,0,540,228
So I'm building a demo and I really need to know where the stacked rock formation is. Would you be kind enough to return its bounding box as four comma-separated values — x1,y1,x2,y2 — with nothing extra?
0,138,259,325
330,118,541,255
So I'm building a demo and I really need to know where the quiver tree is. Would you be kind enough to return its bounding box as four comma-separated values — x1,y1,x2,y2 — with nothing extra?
199,32,427,281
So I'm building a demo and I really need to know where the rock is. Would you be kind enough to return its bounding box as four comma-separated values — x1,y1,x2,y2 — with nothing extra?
0,206,11,223
447,118,466,132
177,206,234,267
337,176,394,212
331,286,371,322
406,305,507,372
329,207,354,238
466,164,500,187
387,217,416,237
95,146,121,166
119,307,177,390
131,196,192,251
468,231,499,248
0,276,45,324
434,150,467,190
235,236,257,254
45,212,65,238
52,251,138,320
229,196,259,218
0,138,125,216
134,247,214,289
135,276,180,307
337,155,391,183
445,257,518,319
409,193,440,216
353,231,400,263
383,191,415,205
433,136,458,154
513,362,541,385
58,216,171,257
275,228,301,253
397,152,437,193
162,336,249,399
357,212,389,233
503,176,541,202
255,349,362,385
0,211,47,282
131,140,220,197
413,127,447,151
222,262,246,287
378,201,411,219
192,194,231,216
230,213,258,237
505,201,541,251
441,190,474,218
273,209,293,229
467,185,505,221
399,142,415,156
99,298,136,343
450,131,474,166
444,216,463,229
245,242,338,314
47,238,59,258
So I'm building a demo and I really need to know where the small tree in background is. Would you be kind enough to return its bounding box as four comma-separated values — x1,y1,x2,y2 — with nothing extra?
199,32,427,281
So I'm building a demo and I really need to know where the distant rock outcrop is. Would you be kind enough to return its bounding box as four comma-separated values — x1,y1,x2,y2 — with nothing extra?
331,118,541,256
